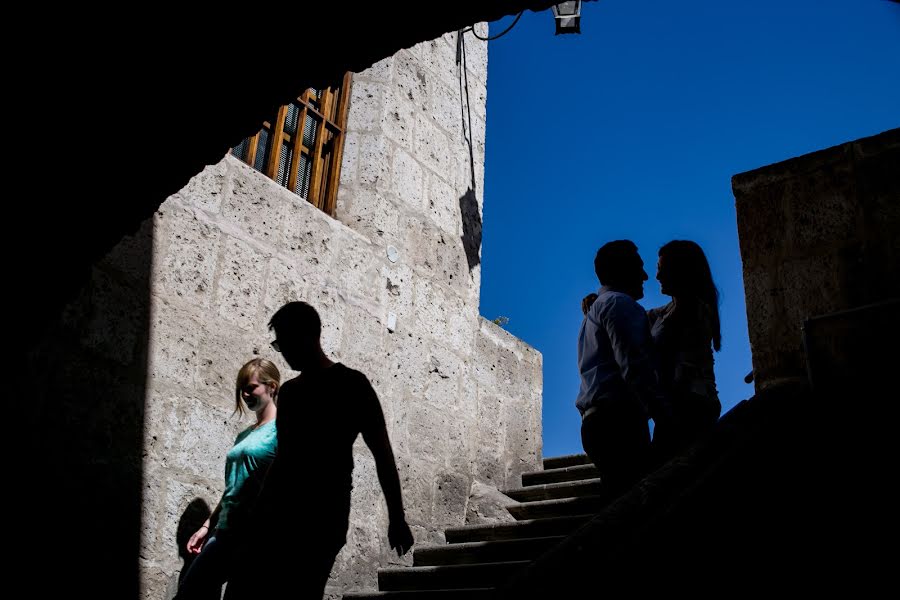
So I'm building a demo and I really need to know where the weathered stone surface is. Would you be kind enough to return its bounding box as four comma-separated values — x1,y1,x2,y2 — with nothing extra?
432,470,472,528
427,172,462,236
381,88,416,152
171,160,228,215
281,196,341,269
429,79,463,138
734,127,900,391
156,205,221,309
92,28,544,598
215,235,268,331
339,130,360,187
338,188,402,244
222,163,288,245
465,480,517,525
361,55,394,84
391,147,426,212
358,133,393,193
147,301,202,386
415,113,452,176
347,80,386,133
394,50,429,110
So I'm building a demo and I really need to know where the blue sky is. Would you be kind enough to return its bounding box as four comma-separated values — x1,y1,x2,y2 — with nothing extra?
479,0,900,458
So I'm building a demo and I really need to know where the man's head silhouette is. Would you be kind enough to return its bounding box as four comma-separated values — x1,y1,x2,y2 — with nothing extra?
268,301,325,371
594,240,649,300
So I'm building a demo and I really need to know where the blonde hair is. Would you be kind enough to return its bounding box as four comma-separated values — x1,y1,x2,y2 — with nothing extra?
234,358,281,415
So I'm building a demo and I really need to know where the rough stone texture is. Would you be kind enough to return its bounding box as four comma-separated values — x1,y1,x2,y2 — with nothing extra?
122,26,544,597
465,480,518,525
732,127,900,390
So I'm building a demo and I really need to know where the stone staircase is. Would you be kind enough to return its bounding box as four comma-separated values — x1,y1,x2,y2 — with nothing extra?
343,453,608,599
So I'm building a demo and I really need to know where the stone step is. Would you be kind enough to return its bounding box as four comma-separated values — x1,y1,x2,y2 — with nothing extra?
521,463,600,486
542,453,592,470
506,495,609,521
444,515,595,544
413,536,566,567
343,590,495,599
502,478,603,502
377,561,529,591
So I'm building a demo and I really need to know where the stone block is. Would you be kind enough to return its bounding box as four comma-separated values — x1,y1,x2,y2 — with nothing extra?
464,24,489,83
393,51,428,110
262,256,320,319
155,205,221,309
170,397,241,482
382,328,429,400
429,80,463,138
339,187,403,245
379,262,416,328
427,173,461,236
786,161,857,253
335,234,381,302
407,400,451,464
222,166,288,245
414,113,452,176
215,236,268,331
339,130,360,187
391,147,426,212
778,252,845,328
140,566,178,600
171,159,228,215
503,394,541,483
446,406,475,474
339,302,386,373
281,197,340,269
432,470,471,528
465,480,517,525
305,285,347,358
397,454,436,527
411,34,459,90
360,55,394,83
381,88,416,152
734,178,789,270
194,326,253,406
347,80,386,133
358,134,393,193
148,302,203,386
143,391,182,466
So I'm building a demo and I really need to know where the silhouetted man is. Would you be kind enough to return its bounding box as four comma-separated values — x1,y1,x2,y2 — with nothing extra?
576,240,662,498
227,301,413,599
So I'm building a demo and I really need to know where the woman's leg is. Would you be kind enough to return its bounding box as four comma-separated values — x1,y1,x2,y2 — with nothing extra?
175,531,232,600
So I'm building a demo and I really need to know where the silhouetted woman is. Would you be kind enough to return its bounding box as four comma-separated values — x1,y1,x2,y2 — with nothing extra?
648,240,722,462
175,358,280,600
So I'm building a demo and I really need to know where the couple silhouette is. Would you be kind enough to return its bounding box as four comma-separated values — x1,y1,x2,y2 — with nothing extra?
576,240,722,498
177,301,413,600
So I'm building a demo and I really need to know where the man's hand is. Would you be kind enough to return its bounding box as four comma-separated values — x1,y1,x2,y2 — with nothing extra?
388,519,414,557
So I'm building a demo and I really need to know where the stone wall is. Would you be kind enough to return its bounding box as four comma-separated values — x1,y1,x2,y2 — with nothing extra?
69,24,543,597
732,127,899,391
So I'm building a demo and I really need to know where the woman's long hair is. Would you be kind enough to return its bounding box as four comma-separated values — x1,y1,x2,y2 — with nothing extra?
659,240,722,351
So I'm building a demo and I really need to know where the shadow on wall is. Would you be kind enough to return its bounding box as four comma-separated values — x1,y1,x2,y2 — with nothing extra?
24,219,154,599
177,499,213,586
460,188,482,272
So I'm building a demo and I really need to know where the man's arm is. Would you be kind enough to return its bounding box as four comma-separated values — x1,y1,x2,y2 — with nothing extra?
602,296,664,418
359,376,414,556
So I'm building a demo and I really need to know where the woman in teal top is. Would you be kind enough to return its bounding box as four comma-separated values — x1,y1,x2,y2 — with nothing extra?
175,358,280,600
